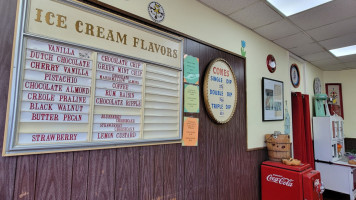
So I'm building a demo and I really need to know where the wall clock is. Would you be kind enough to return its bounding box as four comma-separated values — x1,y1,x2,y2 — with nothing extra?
148,2,165,23
290,64,300,88
203,58,237,124
314,78,321,94
266,54,276,73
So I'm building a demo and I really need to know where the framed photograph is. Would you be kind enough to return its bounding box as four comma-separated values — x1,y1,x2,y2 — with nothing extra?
262,77,284,121
326,83,344,118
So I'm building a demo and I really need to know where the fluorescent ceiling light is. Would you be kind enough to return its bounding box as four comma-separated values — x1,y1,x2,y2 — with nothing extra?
329,45,356,57
267,0,332,16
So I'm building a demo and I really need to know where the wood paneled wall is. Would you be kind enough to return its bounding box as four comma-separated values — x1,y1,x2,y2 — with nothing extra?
0,1,267,199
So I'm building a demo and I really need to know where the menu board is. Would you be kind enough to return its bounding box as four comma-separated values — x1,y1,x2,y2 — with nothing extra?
18,39,94,144
203,58,237,124
92,53,144,141
4,37,181,155
3,0,183,156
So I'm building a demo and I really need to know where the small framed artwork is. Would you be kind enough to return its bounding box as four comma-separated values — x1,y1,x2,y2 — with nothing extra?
262,77,284,121
290,64,300,88
326,83,344,118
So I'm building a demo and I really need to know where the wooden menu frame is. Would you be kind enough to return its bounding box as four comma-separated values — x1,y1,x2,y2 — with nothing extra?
3,0,184,156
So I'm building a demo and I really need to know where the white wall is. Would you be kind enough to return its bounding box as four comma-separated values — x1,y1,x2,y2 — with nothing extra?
99,0,326,148
324,70,356,138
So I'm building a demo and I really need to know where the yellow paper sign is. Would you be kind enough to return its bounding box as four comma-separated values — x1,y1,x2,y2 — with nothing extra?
182,117,199,146
184,84,199,113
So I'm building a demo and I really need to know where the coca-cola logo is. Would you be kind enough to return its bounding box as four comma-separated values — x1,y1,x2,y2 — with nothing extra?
266,174,294,187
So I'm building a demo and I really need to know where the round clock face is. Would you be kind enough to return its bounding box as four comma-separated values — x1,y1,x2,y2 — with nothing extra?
148,2,165,23
290,64,300,88
266,54,276,73
314,78,321,94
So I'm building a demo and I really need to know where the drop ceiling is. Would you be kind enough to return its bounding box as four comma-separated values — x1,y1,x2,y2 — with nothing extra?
198,0,356,71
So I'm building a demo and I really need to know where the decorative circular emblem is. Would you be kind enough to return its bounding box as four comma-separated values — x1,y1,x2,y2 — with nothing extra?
314,78,321,94
148,2,165,23
203,58,238,124
266,54,276,73
290,64,300,88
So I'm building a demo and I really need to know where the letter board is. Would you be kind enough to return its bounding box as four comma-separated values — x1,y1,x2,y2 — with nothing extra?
3,0,183,156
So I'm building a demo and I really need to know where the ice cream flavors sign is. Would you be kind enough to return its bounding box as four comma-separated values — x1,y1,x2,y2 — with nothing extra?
3,0,183,155
203,59,237,124
27,0,182,68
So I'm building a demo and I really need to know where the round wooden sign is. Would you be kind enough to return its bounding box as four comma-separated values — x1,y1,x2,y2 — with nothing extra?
203,58,238,124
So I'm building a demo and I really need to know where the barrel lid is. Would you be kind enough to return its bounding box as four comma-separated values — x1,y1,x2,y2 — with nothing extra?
262,161,310,172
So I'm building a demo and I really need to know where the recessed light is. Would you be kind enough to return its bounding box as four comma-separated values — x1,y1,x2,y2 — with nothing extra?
330,45,356,57
267,0,332,16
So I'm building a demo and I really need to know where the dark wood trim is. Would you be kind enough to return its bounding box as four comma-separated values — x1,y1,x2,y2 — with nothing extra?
0,0,19,199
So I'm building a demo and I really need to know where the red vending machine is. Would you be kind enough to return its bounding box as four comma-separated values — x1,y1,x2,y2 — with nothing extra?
261,161,324,200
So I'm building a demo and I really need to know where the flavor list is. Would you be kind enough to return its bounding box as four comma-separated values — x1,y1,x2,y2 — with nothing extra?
18,39,148,144
208,66,235,117
18,38,94,144
92,53,144,141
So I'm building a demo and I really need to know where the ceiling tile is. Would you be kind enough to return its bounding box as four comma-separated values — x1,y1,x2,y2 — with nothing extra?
317,63,348,71
199,0,260,15
302,51,334,62
229,2,282,29
338,54,356,63
344,62,356,68
199,0,356,71
319,33,356,50
311,58,341,67
254,19,300,40
306,16,356,41
273,32,313,49
288,0,356,30
288,43,324,57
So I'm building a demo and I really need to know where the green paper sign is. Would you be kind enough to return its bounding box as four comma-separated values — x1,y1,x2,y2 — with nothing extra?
184,55,199,85
184,84,199,113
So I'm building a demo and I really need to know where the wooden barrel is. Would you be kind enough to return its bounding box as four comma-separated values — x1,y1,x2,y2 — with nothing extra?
265,134,291,161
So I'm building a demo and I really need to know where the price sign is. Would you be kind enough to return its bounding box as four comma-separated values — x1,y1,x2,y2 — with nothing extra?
203,58,237,124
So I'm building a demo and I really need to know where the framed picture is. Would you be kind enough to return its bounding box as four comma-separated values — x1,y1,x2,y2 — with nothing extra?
326,83,344,118
262,77,284,121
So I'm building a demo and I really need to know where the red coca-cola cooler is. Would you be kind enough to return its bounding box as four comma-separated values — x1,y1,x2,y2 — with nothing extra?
261,161,324,200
